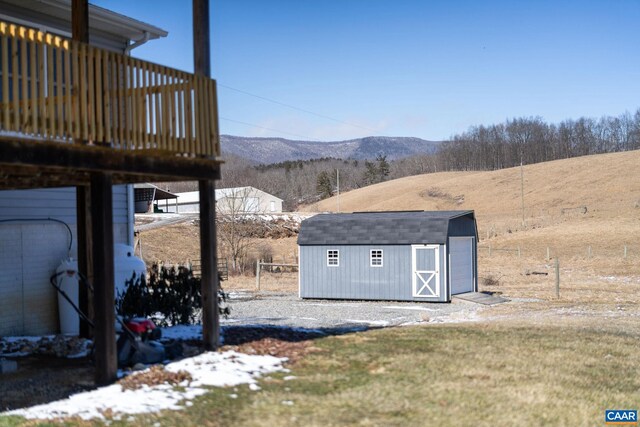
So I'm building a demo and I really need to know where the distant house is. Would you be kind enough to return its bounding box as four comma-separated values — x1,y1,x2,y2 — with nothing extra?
171,186,284,214
298,211,478,302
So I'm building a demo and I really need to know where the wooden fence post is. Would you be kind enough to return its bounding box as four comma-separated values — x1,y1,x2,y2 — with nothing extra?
488,245,491,257
256,259,261,291
555,257,560,299
624,246,627,259
588,246,592,258
546,247,550,262
517,246,521,258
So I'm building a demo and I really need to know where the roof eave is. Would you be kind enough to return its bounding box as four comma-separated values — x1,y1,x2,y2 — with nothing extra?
34,0,167,41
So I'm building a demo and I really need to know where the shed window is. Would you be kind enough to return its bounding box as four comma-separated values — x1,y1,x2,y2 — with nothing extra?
327,250,339,267
370,249,383,267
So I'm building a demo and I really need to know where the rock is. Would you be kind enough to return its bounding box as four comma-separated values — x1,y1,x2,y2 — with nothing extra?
0,358,18,374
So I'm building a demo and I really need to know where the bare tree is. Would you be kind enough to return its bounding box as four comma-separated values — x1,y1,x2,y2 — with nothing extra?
216,187,263,273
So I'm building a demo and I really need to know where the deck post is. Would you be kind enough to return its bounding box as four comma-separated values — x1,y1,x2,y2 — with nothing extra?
72,0,89,42
199,180,219,350
194,0,218,350
91,173,117,384
76,186,94,338
72,0,93,339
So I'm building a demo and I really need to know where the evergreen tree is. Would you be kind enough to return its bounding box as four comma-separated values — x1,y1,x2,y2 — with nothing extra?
316,171,333,199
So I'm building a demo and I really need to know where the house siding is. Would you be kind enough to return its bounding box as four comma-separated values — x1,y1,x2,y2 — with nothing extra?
0,186,130,335
300,244,447,302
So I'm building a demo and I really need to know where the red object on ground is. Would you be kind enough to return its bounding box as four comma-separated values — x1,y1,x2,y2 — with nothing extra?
124,318,156,333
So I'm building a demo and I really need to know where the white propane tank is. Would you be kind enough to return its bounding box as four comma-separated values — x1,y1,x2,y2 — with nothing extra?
56,258,80,335
55,245,146,335
113,244,146,299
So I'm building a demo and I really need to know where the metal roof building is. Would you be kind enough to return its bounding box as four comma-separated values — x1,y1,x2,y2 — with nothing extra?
297,210,478,302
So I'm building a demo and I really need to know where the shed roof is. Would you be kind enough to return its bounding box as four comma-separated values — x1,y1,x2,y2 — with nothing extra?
297,210,475,245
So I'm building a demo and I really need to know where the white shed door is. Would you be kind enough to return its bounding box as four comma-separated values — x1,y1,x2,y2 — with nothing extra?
412,245,440,298
450,237,474,295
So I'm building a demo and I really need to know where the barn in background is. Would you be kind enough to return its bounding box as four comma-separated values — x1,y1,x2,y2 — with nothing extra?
133,183,178,213
298,211,478,302
171,186,284,214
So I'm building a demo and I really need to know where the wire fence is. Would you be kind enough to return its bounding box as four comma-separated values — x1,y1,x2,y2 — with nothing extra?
478,244,640,261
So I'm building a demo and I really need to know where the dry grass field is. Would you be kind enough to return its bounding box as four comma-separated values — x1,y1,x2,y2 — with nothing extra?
139,150,640,299
136,150,640,355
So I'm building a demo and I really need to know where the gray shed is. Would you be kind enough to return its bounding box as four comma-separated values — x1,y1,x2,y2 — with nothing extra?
297,210,478,302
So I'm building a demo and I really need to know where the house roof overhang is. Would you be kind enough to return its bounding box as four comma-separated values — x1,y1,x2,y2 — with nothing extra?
0,0,167,45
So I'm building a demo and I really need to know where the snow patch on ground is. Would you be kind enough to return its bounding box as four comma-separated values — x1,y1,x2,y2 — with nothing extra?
5,351,286,421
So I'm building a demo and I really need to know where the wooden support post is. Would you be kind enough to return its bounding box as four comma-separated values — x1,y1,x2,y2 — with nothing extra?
73,0,92,339
72,0,89,43
91,173,116,385
588,246,592,258
194,0,218,351
546,247,550,262
76,185,93,338
199,180,219,351
193,0,211,77
517,246,521,258
624,245,627,259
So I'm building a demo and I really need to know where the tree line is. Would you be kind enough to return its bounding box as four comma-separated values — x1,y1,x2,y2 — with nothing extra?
437,110,640,171
161,109,640,210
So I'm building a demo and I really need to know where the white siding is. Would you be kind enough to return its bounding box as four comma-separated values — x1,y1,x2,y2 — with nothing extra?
0,187,129,224
449,237,475,295
0,187,130,335
0,227,24,335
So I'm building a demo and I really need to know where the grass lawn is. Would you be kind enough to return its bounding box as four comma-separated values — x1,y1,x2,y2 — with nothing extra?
4,321,638,427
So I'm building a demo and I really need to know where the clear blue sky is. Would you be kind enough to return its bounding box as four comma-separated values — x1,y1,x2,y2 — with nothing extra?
94,0,640,141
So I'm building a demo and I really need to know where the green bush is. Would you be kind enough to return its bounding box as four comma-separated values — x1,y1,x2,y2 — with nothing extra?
116,264,230,327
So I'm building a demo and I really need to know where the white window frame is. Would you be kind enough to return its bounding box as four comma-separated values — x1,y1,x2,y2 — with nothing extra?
327,249,339,267
370,249,383,267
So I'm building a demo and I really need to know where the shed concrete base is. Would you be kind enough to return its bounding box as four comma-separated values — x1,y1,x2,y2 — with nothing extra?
453,292,508,305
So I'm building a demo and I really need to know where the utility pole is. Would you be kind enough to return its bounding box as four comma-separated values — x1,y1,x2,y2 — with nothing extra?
520,156,525,227
336,169,340,213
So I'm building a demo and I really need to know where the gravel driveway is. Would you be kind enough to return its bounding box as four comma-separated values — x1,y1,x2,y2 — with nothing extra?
222,292,484,330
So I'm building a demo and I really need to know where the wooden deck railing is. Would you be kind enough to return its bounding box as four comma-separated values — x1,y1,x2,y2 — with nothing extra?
0,21,219,157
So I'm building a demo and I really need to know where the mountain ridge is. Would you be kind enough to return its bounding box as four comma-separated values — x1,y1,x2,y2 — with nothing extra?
220,135,443,164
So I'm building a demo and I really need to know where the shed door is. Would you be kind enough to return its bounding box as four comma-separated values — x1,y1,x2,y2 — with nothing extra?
412,245,440,298
450,237,474,295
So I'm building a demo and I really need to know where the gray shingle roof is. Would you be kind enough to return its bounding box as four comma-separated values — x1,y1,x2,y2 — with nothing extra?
297,210,475,245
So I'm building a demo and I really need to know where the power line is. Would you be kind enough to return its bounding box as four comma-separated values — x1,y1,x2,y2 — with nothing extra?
219,116,320,141
218,83,378,133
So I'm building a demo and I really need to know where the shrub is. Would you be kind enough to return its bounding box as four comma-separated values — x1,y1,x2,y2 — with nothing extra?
116,264,230,326
481,275,500,287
